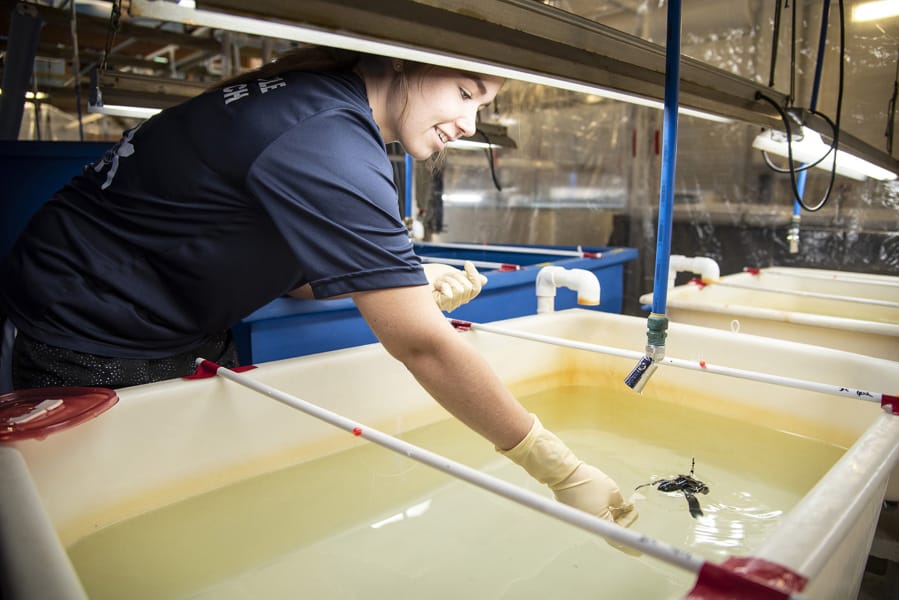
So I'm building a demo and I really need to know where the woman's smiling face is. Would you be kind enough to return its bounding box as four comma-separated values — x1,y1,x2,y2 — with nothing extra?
386,65,504,160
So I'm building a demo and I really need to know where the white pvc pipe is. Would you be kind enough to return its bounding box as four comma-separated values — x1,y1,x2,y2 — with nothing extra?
416,241,602,258
668,255,720,287
419,256,520,271
536,266,601,313
200,359,705,573
450,320,898,410
714,281,899,309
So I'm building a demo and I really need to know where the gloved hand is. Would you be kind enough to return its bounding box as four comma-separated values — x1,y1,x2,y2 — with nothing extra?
499,415,638,529
423,261,488,312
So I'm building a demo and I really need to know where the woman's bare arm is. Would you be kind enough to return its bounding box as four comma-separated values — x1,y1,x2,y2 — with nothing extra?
352,284,638,529
352,284,532,450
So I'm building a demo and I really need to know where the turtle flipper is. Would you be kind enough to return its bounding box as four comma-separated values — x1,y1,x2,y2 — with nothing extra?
684,492,703,518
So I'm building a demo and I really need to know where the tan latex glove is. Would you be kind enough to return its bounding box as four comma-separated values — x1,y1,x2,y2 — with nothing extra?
422,261,488,312
499,415,638,529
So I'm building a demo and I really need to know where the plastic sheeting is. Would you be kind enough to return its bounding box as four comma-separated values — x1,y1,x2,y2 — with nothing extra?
416,1,899,316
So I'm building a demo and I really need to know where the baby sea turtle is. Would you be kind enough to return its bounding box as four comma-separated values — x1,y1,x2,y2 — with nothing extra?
636,458,709,518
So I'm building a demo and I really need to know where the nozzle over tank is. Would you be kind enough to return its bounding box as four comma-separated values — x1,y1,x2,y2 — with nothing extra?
624,313,668,393
786,214,801,254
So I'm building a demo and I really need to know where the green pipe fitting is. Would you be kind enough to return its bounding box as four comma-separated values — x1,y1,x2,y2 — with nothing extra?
646,313,669,348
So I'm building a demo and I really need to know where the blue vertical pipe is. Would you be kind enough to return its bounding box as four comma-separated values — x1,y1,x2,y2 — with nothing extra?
793,170,808,215
623,0,682,392
650,0,682,315
404,153,414,220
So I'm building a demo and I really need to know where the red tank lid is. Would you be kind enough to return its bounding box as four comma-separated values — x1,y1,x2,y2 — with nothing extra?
0,387,118,442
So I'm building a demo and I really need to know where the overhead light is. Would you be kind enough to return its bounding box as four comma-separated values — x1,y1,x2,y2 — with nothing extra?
87,101,161,119
752,126,897,181
86,66,202,120
851,1,899,22
87,79,162,118
128,0,732,123
0,88,49,101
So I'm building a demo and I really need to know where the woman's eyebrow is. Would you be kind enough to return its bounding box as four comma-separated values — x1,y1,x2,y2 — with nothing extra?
469,76,488,96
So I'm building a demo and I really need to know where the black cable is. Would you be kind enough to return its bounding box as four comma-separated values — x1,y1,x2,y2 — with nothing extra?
755,1,845,213
477,130,503,191
31,60,41,141
887,47,898,154
100,0,123,76
789,0,797,106
828,0,846,204
755,93,836,212
758,102,839,174
769,0,782,88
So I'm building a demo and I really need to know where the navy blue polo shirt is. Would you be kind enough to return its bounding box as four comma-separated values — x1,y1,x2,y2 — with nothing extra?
0,70,426,358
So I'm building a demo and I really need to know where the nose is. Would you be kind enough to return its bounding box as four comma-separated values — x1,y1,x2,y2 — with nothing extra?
455,108,478,138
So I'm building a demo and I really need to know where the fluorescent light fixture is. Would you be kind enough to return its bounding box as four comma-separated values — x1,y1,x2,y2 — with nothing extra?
87,68,190,119
129,0,732,123
87,101,161,119
752,126,897,181
851,1,899,22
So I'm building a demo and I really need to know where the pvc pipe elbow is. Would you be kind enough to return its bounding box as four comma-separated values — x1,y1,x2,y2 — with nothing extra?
565,268,601,306
535,266,601,312
692,256,720,283
536,266,562,301
668,255,720,285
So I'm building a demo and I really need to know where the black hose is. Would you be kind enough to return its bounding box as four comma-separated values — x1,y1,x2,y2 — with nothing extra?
477,130,503,192
769,0,783,88
755,0,845,213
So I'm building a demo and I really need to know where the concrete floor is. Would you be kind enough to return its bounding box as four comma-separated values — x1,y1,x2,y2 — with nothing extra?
857,560,898,600
858,504,899,600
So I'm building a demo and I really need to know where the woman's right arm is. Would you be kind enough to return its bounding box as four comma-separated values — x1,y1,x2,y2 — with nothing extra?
351,284,638,530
